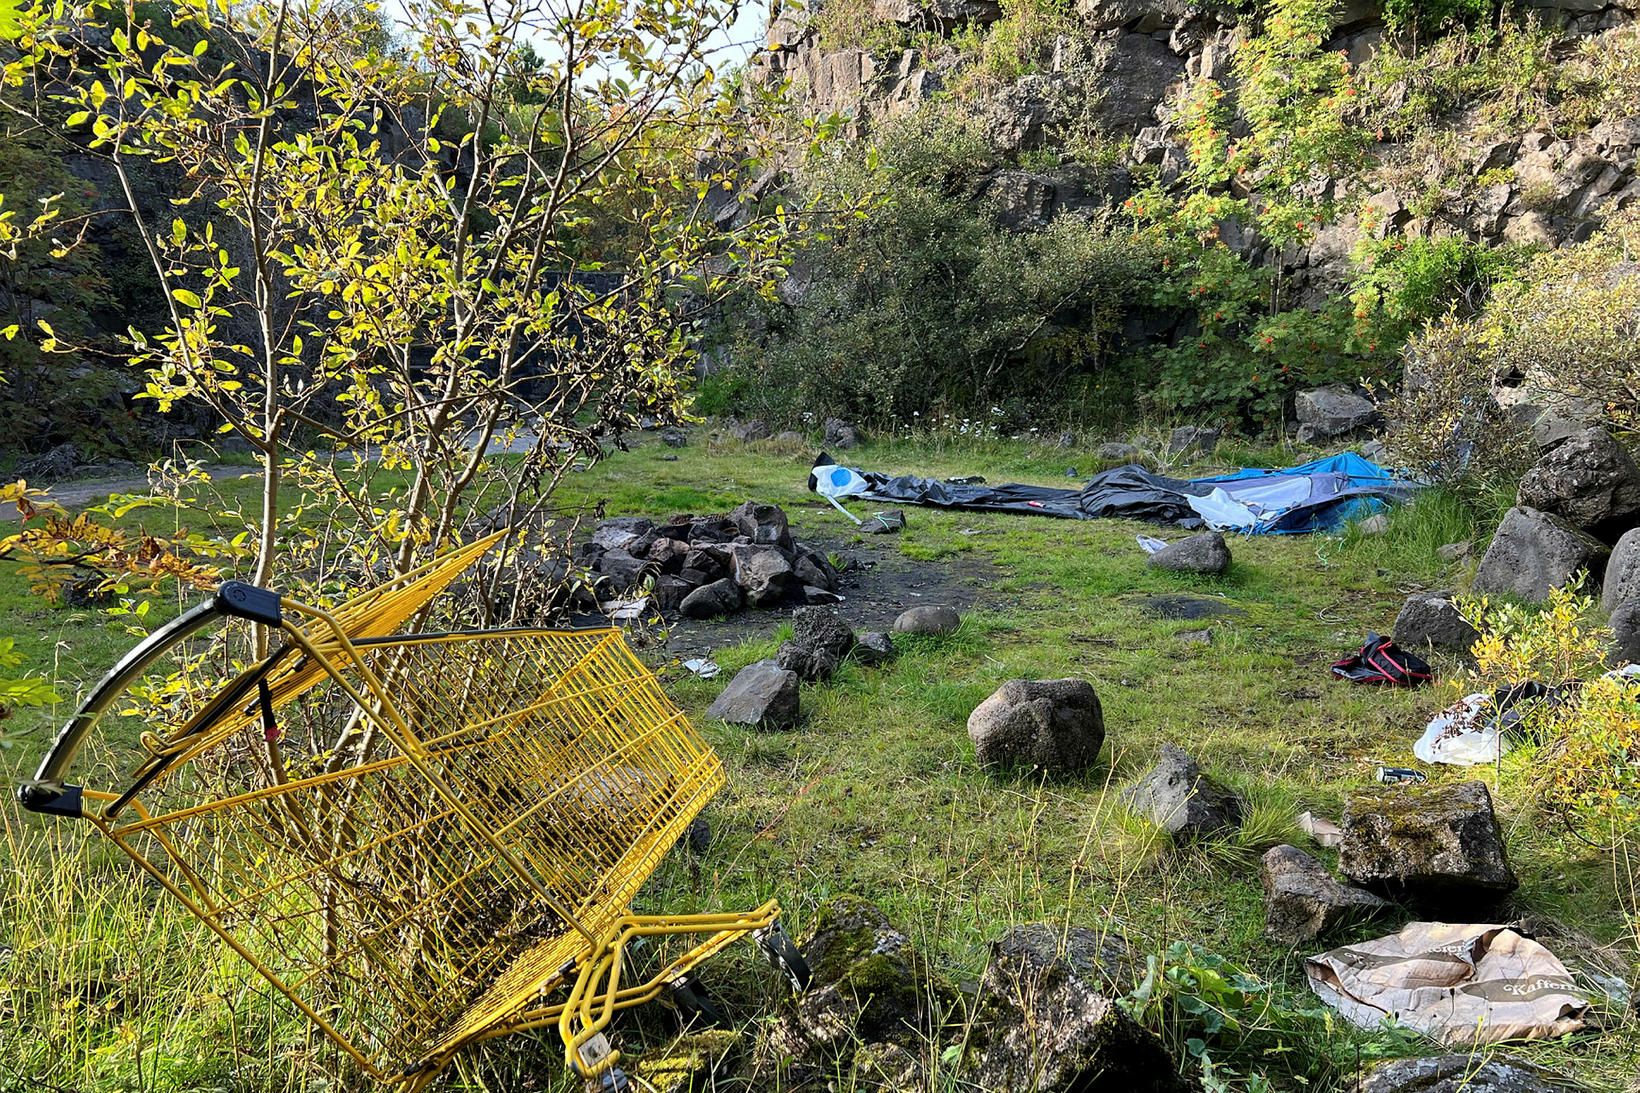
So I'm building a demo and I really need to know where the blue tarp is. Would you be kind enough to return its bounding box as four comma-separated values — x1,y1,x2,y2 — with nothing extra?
810,451,1418,535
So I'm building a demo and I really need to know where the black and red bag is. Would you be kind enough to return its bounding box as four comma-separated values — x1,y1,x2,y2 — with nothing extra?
1331,634,1433,687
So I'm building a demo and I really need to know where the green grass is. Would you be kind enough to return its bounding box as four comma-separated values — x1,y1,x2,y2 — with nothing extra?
1,430,1635,1091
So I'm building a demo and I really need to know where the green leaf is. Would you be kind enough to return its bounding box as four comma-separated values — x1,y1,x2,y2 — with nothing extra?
65,110,92,128
0,0,25,41
172,288,203,308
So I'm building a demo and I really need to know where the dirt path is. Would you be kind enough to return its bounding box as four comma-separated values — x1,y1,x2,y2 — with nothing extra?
1,463,251,522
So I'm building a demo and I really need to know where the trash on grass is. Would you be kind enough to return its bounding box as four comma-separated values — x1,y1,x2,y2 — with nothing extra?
1136,534,1168,555
1331,634,1432,687
601,596,650,622
1306,922,1589,1045
1298,811,1345,849
809,452,1416,534
1375,765,1427,784
1414,692,1520,766
682,658,721,680
858,510,906,535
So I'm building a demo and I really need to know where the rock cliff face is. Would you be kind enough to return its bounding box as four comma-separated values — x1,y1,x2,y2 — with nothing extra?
749,0,1640,293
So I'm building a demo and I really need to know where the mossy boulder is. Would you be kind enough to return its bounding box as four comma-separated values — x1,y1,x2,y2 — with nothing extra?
629,1029,743,1093
755,894,954,1086
1339,781,1518,907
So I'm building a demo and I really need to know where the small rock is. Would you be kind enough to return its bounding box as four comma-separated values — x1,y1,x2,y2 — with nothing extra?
704,659,800,730
823,417,862,449
729,543,800,607
1517,426,1640,538
892,604,962,635
730,418,771,442
684,816,712,856
776,605,857,683
1474,506,1609,601
651,575,694,613
802,585,842,605
774,430,804,444
967,679,1105,775
854,631,896,666
1601,526,1640,612
1177,628,1214,644
1437,540,1473,563
1358,1055,1578,1093
1097,441,1141,463
595,548,651,588
1392,592,1480,655
1356,513,1391,536
1167,425,1221,456
679,578,743,619
1339,780,1518,904
1057,431,1077,449
1260,844,1392,944
1146,531,1231,575
660,427,688,448
1120,744,1243,841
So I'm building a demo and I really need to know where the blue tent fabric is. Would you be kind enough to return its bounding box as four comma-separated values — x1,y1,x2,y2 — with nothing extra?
810,451,1417,535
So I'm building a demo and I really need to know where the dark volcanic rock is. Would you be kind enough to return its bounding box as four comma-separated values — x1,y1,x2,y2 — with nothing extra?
1147,531,1231,575
892,604,962,635
967,679,1105,774
1260,844,1392,943
1295,384,1378,441
704,659,800,729
1601,526,1640,612
776,606,858,682
854,631,896,665
1359,1055,1581,1093
1339,781,1518,904
1517,426,1640,538
1392,592,1480,655
1120,744,1243,841
728,500,795,550
729,543,800,607
679,578,743,619
969,921,1192,1093
1473,506,1609,601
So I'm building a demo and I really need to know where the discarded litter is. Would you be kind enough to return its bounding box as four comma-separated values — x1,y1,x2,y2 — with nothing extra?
858,509,906,535
682,658,721,680
1307,922,1589,1045
1414,692,1519,766
1375,765,1428,785
1136,534,1168,555
1298,811,1345,849
600,595,650,622
809,451,1416,534
1332,634,1432,687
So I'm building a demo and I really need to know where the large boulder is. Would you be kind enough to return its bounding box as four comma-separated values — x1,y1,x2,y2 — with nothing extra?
704,660,800,729
1601,526,1640,612
823,417,862,449
968,921,1192,1093
1473,506,1609,601
1295,385,1379,442
1168,425,1220,456
776,606,858,682
1516,426,1640,539
967,679,1106,774
759,895,951,1082
1358,1055,1580,1093
1339,781,1519,904
1120,744,1244,841
591,516,655,553
729,543,800,607
1076,0,1192,32
1611,601,1640,664
893,604,962,635
1392,592,1480,655
1260,844,1392,944
679,578,743,619
1147,531,1231,575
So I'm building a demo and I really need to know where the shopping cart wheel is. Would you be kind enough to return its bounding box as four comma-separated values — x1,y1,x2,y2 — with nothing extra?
667,971,726,1026
755,920,811,993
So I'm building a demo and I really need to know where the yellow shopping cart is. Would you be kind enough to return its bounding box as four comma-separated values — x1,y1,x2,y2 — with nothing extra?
19,531,809,1091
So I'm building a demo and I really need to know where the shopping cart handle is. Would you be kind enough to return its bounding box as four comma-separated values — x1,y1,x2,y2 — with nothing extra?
18,582,282,816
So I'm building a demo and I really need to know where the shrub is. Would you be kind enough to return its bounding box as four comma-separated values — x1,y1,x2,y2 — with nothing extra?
713,110,1145,427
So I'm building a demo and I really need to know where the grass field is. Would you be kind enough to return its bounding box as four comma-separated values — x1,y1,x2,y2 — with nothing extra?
1,429,1635,1092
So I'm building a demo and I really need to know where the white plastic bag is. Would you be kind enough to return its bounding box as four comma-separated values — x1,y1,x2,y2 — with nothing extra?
1413,693,1511,766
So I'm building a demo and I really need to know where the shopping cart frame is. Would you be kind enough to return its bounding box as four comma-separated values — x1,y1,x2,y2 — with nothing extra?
19,538,808,1090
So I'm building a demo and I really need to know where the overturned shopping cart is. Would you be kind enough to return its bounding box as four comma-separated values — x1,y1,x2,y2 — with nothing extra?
19,531,808,1091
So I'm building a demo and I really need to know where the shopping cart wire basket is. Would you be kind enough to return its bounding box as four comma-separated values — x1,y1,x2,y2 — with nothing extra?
19,531,809,1090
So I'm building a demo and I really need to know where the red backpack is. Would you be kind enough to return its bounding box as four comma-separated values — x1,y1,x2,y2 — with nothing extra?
1332,634,1433,687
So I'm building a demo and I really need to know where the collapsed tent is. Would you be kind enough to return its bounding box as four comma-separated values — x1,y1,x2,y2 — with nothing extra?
809,451,1417,535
